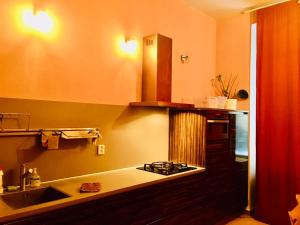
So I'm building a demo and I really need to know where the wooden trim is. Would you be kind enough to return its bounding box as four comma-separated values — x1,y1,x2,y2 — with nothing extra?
129,101,194,108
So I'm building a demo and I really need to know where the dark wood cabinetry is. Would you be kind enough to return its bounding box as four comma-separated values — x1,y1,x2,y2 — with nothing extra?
5,109,248,225
206,111,248,214
5,173,212,225
5,170,246,225
169,109,248,221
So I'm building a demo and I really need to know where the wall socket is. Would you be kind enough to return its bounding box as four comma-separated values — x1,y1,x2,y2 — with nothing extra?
97,145,105,155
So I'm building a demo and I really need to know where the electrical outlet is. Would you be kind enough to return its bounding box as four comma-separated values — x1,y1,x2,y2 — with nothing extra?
97,145,105,155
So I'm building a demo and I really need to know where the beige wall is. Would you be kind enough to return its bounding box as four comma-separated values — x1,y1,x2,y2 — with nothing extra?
0,98,169,185
0,0,216,105
216,14,251,110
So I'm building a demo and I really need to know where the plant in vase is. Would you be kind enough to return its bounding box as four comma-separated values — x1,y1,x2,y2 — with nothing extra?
211,74,238,109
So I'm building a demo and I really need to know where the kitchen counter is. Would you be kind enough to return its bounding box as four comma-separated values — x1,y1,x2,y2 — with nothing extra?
0,166,205,223
129,102,249,114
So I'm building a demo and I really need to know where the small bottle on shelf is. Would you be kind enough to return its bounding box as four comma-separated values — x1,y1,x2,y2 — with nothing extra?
30,168,41,187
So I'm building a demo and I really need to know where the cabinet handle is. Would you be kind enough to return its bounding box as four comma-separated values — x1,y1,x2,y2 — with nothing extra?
207,120,229,123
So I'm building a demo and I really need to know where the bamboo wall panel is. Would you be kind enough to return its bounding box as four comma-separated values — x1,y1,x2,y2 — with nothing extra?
169,111,206,167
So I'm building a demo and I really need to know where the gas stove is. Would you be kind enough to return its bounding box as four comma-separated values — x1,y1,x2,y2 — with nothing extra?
137,161,196,176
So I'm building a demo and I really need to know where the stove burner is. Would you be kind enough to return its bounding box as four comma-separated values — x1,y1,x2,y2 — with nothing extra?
137,161,196,175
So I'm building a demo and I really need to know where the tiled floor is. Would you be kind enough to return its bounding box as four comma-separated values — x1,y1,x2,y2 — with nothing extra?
225,214,268,225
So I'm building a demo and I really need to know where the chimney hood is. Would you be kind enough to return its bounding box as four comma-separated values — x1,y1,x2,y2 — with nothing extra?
130,33,194,109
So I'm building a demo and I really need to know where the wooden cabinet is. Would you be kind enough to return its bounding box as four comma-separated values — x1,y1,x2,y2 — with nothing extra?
169,109,248,219
5,173,222,225
5,109,248,225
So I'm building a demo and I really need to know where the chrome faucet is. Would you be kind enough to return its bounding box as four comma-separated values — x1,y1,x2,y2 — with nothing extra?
20,164,33,191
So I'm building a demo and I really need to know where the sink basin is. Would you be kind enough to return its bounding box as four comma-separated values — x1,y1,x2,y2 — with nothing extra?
0,187,70,209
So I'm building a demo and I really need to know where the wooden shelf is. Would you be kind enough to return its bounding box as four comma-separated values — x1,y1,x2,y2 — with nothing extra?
129,101,194,109
129,102,248,114
170,107,249,114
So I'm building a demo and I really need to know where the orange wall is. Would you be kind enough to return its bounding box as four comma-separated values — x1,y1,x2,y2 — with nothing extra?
0,0,216,105
216,14,251,110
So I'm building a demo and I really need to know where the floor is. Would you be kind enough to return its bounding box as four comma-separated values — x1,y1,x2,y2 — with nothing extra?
225,214,268,225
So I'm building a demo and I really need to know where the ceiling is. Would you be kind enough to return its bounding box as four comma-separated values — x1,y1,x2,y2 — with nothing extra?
186,0,288,18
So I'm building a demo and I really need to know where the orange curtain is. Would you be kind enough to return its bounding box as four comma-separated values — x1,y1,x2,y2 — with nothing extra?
255,1,300,225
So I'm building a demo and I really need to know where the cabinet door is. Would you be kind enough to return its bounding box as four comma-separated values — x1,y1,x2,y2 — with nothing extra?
206,140,234,170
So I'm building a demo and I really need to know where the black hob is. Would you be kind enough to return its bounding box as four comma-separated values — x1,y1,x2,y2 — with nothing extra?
137,161,196,176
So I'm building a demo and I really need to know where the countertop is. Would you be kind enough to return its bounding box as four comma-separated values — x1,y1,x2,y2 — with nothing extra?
129,101,249,114
0,166,205,223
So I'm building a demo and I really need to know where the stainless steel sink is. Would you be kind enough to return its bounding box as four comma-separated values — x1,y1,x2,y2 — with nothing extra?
0,187,70,209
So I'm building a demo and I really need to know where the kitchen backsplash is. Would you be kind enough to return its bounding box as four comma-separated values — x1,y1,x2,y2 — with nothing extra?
0,98,169,185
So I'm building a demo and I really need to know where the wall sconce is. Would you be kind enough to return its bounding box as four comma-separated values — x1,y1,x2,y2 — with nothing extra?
121,36,138,56
180,54,189,63
21,0,54,34
22,10,54,33
33,0,45,13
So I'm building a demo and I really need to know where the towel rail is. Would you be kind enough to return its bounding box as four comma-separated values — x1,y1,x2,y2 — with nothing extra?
0,128,101,138
0,113,101,140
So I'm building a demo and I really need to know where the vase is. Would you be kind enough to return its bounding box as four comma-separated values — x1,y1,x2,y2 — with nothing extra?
216,96,227,109
225,99,237,110
205,96,218,108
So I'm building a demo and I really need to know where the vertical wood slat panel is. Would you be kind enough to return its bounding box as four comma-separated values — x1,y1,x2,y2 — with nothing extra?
169,111,206,167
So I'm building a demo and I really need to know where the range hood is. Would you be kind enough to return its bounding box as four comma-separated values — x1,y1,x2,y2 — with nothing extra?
130,34,194,108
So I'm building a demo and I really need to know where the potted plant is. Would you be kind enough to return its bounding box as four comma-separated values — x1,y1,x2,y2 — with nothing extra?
211,74,238,109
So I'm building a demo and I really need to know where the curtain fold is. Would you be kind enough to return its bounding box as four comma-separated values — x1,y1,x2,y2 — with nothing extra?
255,1,300,225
